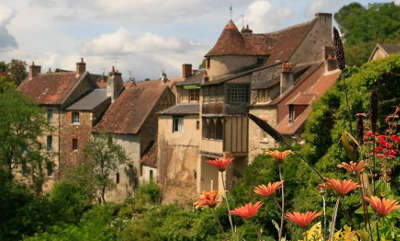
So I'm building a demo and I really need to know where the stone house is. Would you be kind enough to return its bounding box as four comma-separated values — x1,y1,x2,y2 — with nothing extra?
18,59,113,191
368,43,400,61
158,13,340,204
93,78,176,202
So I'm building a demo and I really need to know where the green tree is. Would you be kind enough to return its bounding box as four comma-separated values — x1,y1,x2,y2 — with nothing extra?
7,59,28,86
83,134,128,203
0,87,50,194
334,2,400,66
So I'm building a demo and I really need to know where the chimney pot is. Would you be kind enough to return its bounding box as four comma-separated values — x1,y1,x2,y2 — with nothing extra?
182,64,192,78
29,62,41,80
76,58,86,76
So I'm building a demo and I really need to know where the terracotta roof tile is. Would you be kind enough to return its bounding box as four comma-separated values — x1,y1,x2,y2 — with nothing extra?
94,79,166,134
140,143,157,168
18,72,80,105
205,18,317,62
287,93,316,105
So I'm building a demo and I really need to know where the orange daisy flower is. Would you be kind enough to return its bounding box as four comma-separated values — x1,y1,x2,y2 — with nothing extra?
337,161,367,174
231,201,263,219
265,150,294,163
364,196,400,216
323,178,360,195
254,181,283,196
195,190,218,209
286,211,322,227
206,158,234,171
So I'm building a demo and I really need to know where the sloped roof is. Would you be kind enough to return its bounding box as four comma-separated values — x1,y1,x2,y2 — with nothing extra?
277,70,340,135
140,143,157,168
380,43,400,55
159,104,199,115
66,89,109,111
18,72,82,105
94,80,167,134
205,18,317,62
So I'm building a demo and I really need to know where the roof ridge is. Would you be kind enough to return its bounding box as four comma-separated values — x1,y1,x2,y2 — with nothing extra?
264,19,316,37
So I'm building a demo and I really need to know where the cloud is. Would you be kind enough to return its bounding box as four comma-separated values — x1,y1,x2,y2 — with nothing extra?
77,27,207,80
395,0,400,6
243,0,292,33
0,5,17,51
305,0,345,17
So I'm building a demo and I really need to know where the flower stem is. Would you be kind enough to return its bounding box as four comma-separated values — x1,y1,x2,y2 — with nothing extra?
322,195,327,240
278,164,285,241
358,174,373,240
375,215,381,241
329,196,341,241
212,207,227,241
221,171,235,236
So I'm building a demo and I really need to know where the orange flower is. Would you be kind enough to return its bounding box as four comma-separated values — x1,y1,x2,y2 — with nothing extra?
364,196,400,216
323,178,360,195
206,158,234,171
231,201,263,219
286,211,322,227
195,190,218,209
254,181,283,196
265,150,294,163
337,161,367,174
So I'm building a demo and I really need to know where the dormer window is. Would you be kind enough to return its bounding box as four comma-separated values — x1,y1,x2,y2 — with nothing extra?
257,89,268,103
289,105,295,124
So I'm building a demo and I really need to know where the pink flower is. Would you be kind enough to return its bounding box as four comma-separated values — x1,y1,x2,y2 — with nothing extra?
231,201,263,219
206,158,234,171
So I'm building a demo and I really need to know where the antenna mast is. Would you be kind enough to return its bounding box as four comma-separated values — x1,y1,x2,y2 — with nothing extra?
229,0,233,19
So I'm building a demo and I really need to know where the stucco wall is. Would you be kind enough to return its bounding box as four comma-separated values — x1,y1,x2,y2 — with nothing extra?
371,48,388,61
142,165,157,183
207,55,257,79
248,107,278,163
105,134,140,203
158,115,200,204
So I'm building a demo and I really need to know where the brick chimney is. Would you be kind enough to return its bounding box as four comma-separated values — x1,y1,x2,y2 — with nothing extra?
323,46,338,72
182,64,192,78
280,62,294,95
28,62,41,80
76,58,86,77
107,66,124,103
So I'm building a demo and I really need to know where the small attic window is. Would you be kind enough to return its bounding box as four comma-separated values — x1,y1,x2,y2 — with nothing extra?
289,105,295,124
206,58,210,69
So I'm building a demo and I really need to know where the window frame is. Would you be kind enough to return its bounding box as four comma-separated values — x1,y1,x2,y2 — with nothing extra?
47,135,53,151
72,112,80,125
172,116,184,133
47,109,53,124
227,85,250,104
289,105,295,124
72,138,78,151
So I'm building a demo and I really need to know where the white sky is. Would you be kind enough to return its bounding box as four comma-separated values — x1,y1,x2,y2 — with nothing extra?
0,0,396,81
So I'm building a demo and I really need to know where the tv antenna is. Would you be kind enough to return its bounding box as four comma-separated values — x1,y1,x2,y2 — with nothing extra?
229,0,233,19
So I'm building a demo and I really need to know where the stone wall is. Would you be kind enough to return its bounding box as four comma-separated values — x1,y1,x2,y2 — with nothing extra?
248,106,278,163
370,48,388,61
208,55,257,79
158,115,200,204
290,14,332,64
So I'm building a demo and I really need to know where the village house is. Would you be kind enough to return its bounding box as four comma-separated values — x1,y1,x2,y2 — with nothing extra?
158,13,341,204
93,77,177,202
18,59,179,202
368,43,400,61
18,59,111,191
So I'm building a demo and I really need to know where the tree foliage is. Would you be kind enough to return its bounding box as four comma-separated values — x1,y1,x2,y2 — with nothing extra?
0,87,50,194
83,134,128,203
0,59,28,87
335,2,400,66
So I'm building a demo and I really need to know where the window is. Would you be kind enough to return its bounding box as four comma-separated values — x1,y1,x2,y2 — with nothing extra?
289,105,295,124
46,161,53,176
228,85,249,104
72,112,80,124
206,57,210,69
47,109,53,124
47,136,52,150
116,173,120,184
189,89,200,102
149,170,154,181
172,116,184,133
196,120,200,130
257,89,268,103
72,138,78,150
203,118,223,140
